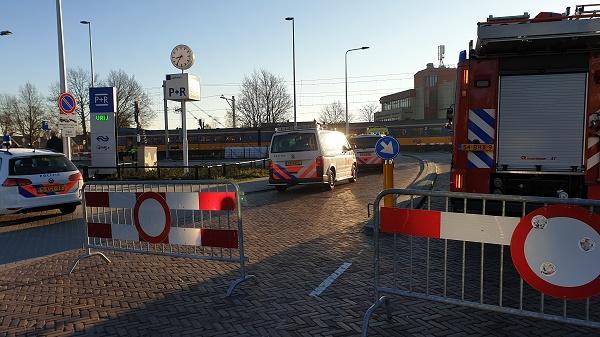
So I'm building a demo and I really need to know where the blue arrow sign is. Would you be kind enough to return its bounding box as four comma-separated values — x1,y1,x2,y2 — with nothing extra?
375,136,400,160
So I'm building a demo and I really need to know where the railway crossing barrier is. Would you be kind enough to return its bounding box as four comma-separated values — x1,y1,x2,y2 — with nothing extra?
362,189,600,336
69,180,255,296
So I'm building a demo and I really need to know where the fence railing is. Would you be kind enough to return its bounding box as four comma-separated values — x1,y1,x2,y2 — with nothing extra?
362,188,600,336
77,159,269,181
69,179,255,296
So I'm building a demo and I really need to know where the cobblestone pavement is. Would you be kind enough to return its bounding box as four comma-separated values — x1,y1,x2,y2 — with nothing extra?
0,152,598,336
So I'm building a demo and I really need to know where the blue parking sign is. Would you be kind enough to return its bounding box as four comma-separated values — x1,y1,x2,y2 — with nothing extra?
89,87,116,113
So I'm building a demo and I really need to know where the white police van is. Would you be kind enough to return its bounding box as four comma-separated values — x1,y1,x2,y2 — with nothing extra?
0,148,82,215
268,125,357,191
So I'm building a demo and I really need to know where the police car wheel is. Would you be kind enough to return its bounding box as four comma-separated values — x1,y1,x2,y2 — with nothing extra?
350,165,357,183
59,205,77,215
276,185,287,192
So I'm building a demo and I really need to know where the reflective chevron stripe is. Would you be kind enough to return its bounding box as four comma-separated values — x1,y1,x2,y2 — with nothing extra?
467,108,496,168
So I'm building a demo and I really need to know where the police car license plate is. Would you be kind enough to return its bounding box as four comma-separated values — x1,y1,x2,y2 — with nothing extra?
285,160,302,166
38,184,64,193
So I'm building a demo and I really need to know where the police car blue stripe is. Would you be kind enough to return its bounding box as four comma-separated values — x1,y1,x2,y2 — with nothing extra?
468,121,494,144
471,108,496,129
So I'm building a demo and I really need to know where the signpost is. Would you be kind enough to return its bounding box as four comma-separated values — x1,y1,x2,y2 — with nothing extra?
375,136,400,207
58,92,78,139
164,72,201,170
89,87,117,174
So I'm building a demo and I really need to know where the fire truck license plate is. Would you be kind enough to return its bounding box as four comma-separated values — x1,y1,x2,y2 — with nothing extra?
461,144,494,151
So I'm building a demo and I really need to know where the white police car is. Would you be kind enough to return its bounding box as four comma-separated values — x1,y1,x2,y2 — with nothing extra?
0,148,82,215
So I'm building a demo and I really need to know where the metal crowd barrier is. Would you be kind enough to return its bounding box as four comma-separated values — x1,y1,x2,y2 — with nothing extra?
362,189,600,336
68,180,255,296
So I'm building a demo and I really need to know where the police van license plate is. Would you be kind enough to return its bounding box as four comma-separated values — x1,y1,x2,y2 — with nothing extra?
38,185,64,193
285,160,302,166
359,153,371,156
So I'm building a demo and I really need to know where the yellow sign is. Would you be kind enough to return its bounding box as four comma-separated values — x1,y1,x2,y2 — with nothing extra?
367,127,389,135
460,144,494,151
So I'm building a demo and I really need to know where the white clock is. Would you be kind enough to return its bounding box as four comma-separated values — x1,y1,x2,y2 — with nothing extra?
170,44,195,70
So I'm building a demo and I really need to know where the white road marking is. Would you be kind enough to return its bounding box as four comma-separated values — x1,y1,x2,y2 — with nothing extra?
309,262,352,297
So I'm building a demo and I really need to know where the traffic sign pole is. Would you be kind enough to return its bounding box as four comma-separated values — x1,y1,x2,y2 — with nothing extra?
375,136,400,208
55,0,71,159
383,160,394,207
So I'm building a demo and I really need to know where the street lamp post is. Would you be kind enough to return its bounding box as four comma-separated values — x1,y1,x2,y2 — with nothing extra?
79,21,94,87
345,46,369,135
220,95,236,128
285,17,297,128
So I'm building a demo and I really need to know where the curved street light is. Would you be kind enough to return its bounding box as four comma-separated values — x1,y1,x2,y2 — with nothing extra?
0,30,12,36
345,46,369,135
80,21,94,87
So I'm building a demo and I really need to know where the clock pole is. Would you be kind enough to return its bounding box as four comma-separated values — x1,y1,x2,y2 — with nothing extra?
181,101,189,170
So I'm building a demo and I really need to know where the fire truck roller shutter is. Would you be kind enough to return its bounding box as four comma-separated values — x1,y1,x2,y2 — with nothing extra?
497,73,586,172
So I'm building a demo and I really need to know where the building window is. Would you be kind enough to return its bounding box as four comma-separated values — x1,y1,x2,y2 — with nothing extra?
427,75,438,87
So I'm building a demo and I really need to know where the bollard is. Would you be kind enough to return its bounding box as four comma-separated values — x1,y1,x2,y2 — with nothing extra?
383,160,394,207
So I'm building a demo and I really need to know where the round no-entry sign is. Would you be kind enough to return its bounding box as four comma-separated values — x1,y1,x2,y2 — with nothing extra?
511,204,600,300
133,192,171,244
58,92,77,114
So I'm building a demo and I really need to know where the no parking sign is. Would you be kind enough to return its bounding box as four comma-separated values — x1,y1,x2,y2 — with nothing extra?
58,92,78,137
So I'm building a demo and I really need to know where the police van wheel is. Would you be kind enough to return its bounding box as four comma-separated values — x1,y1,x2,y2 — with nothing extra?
325,169,335,191
350,164,357,183
276,186,287,192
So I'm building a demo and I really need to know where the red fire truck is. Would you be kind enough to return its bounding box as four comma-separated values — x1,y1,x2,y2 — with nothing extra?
450,5,600,200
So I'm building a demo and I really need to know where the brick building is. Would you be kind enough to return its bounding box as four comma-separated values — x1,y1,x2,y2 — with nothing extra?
375,63,456,122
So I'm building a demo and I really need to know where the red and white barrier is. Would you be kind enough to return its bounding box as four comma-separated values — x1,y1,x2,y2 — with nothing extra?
85,191,238,247
380,205,600,300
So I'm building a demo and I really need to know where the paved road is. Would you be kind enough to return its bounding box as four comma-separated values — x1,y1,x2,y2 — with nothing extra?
0,152,597,337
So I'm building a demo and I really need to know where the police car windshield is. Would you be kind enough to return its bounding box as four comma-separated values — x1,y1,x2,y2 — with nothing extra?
9,155,77,175
350,136,381,149
271,133,318,153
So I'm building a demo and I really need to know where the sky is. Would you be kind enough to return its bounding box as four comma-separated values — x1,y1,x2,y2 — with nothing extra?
0,0,570,130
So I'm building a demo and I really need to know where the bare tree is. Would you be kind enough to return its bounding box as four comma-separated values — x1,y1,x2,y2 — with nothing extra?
106,70,155,128
319,101,349,124
12,83,49,146
49,67,96,137
359,103,379,122
237,69,292,127
0,94,18,134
